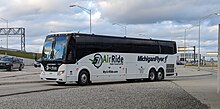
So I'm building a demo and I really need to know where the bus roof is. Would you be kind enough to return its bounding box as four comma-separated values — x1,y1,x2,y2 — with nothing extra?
47,32,175,43
75,33,175,43
48,32,74,35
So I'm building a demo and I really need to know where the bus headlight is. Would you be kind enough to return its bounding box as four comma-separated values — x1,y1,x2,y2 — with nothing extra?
57,70,65,76
41,70,45,75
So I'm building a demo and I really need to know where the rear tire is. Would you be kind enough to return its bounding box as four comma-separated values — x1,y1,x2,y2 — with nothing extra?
149,69,156,81
156,70,164,81
78,70,90,85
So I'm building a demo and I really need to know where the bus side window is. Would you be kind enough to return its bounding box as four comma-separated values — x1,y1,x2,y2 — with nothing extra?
67,50,73,61
66,36,76,63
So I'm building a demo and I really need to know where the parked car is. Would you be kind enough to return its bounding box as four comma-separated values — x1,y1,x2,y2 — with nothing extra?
176,60,184,65
0,56,24,71
34,58,41,67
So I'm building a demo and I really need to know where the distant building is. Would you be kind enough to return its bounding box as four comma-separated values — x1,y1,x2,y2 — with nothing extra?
177,53,198,62
177,46,197,62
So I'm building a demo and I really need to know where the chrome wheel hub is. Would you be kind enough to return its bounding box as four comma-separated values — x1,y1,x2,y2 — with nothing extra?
81,74,88,83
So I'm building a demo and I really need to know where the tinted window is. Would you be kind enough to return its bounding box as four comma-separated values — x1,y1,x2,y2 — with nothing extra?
0,58,13,62
159,41,176,54
75,34,176,60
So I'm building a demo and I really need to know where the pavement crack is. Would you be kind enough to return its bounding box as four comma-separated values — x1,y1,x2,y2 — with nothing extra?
0,87,73,98
0,73,39,79
0,81,50,86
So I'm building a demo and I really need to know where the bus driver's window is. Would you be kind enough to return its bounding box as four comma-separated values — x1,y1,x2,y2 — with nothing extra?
67,49,73,61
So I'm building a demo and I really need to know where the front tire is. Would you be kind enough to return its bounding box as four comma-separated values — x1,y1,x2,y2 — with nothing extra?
149,69,156,81
78,70,90,85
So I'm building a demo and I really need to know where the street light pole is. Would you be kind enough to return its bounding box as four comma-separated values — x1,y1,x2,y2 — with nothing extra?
184,25,199,68
198,13,220,71
218,24,220,93
198,20,201,71
89,9,91,33
69,5,92,33
184,29,186,68
0,18,8,50
125,25,127,37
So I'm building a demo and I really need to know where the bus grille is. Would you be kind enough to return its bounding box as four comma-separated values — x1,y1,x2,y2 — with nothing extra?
166,64,174,73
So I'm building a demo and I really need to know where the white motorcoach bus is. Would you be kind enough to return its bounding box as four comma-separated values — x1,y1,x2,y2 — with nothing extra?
40,33,177,85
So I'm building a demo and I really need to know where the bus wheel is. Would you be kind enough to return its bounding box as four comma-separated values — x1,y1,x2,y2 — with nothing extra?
149,69,156,81
56,81,66,85
156,70,164,81
78,70,90,85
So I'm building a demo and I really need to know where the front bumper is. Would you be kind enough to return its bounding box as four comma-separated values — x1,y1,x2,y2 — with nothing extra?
40,71,69,83
0,65,11,69
40,71,57,81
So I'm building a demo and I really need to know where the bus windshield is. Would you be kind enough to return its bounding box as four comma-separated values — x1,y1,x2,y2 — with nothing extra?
42,34,68,61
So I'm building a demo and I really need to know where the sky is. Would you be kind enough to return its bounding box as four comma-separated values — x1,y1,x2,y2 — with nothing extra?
0,0,220,55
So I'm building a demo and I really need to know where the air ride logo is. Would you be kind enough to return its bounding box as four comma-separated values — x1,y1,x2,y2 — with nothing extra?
89,54,124,69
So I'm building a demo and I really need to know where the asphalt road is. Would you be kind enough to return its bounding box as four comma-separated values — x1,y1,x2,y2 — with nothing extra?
0,66,208,109
172,67,219,108
0,66,40,83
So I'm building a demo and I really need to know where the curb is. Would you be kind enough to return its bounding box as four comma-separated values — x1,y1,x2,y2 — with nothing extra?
174,73,213,78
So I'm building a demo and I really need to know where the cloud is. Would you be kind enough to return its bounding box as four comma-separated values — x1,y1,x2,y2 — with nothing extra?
0,0,220,54
0,0,73,19
96,0,220,24
32,39,45,45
